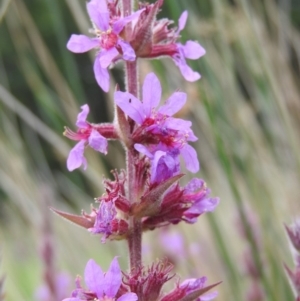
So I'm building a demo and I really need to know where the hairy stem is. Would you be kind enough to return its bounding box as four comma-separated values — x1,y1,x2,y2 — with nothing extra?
122,0,142,273
126,143,142,271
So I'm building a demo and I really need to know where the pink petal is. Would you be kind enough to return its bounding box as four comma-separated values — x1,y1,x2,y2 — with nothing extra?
151,151,176,183
67,35,98,53
142,73,162,117
187,130,198,142
180,144,199,173
117,293,138,301
113,9,145,34
86,0,109,31
159,92,186,116
178,11,188,33
151,150,167,172
114,91,144,124
103,257,121,297
189,197,219,214
164,118,192,131
173,46,201,82
94,56,110,92
99,47,119,68
118,40,135,61
185,178,204,193
177,59,201,82
67,140,87,171
183,41,206,59
84,259,104,297
134,144,153,158
200,291,218,301
88,129,108,154
76,104,90,128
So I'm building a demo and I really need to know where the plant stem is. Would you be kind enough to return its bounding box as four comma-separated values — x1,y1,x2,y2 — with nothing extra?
126,143,142,271
125,61,139,98
122,0,142,273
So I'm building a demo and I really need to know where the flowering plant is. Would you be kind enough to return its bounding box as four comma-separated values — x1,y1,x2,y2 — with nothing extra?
54,0,221,300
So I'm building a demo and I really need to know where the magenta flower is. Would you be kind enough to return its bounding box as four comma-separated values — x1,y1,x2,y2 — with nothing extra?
63,258,137,301
67,0,143,92
64,104,108,171
115,72,199,173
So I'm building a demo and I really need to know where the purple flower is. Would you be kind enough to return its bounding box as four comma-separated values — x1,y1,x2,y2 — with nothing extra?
182,178,219,223
67,0,143,92
89,201,116,242
161,276,219,301
172,11,206,82
115,72,199,173
133,5,206,82
135,143,180,184
64,104,108,171
142,178,219,229
63,258,137,301
179,277,218,301
88,200,128,243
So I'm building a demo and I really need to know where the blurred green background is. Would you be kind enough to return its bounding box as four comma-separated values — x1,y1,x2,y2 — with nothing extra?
0,0,300,300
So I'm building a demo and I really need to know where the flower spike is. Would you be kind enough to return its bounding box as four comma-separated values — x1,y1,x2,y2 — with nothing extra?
67,0,144,92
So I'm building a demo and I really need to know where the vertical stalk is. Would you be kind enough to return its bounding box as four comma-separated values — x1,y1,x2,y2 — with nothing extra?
122,0,142,273
126,139,142,271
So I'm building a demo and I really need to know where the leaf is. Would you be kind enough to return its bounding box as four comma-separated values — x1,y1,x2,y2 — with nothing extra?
50,207,94,229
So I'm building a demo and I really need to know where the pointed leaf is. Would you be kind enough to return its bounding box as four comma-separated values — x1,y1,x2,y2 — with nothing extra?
50,207,94,229
115,105,131,147
178,282,221,301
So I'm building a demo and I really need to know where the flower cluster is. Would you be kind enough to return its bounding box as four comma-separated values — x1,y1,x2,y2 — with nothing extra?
115,72,199,176
67,0,205,92
58,0,220,300
64,258,218,301
67,0,144,91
